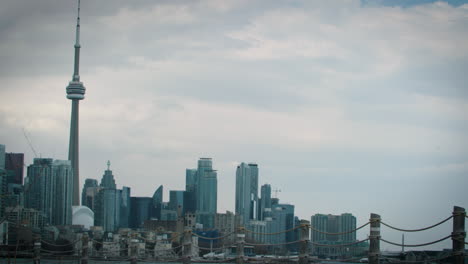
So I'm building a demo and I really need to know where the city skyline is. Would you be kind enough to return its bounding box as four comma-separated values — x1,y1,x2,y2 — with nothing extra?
1,0,467,251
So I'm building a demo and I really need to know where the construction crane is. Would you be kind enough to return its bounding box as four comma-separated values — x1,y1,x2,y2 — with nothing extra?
22,127,38,158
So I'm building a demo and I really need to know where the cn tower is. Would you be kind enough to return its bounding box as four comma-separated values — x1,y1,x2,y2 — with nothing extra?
66,0,86,206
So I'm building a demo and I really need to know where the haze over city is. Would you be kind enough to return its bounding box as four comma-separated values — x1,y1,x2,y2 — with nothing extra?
1,0,467,251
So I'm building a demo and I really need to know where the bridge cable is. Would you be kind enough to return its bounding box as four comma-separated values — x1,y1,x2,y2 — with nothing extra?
380,215,453,232
380,234,452,247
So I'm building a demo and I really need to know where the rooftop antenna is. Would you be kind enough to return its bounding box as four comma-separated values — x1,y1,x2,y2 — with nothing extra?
107,160,111,170
73,0,81,81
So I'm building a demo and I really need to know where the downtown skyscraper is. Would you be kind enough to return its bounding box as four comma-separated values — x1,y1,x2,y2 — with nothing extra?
235,162,259,225
196,158,217,229
66,0,86,206
184,158,218,229
24,158,73,226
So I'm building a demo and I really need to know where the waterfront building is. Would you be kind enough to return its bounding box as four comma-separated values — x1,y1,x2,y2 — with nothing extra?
169,190,184,215
94,188,120,232
5,152,24,185
66,0,87,206
160,209,177,221
120,186,131,228
196,158,217,229
82,178,98,206
215,210,238,246
0,145,5,218
0,147,25,213
186,169,197,192
83,185,101,211
5,183,23,208
235,162,259,225
0,170,5,218
53,160,74,225
130,197,153,228
259,184,272,220
246,220,268,244
93,162,123,231
0,144,5,169
269,203,295,248
152,185,163,219
24,158,73,226
184,169,197,216
311,213,357,258
215,211,236,235
183,190,196,216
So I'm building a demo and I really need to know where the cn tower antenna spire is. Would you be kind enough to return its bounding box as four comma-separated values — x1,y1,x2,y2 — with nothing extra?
72,0,81,82
67,0,86,206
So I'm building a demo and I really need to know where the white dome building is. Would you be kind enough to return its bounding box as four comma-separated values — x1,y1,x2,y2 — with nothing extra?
72,206,94,229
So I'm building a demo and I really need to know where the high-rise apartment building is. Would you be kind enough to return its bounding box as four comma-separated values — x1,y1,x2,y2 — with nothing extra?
93,163,125,231
119,186,131,228
5,153,24,185
94,188,120,231
130,197,153,228
169,190,184,214
24,158,73,226
186,169,197,192
196,158,217,229
0,144,5,169
152,185,163,219
311,213,357,257
184,169,197,215
259,184,272,220
52,160,74,225
0,144,5,218
235,162,259,225
270,203,295,247
82,178,98,206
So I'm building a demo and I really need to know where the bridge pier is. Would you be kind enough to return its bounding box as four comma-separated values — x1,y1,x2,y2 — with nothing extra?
33,238,41,264
182,228,192,264
299,220,310,264
130,238,138,264
81,234,88,264
369,213,381,264
452,206,466,264
237,227,245,264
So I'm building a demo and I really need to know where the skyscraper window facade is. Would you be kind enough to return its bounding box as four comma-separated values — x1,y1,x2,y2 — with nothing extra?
195,158,217,229
235,162,259,225
24,158,73,226
259,184,272,221
311,213,357,258
5,153,24,185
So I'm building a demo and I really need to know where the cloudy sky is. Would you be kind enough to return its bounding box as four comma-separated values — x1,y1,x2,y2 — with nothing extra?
1,0,467,250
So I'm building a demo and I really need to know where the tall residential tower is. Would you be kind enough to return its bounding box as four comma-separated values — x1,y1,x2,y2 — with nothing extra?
67,0,86,206
235,162,258,225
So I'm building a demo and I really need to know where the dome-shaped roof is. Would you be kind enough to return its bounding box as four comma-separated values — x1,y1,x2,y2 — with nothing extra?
72,206,94,229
